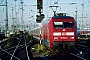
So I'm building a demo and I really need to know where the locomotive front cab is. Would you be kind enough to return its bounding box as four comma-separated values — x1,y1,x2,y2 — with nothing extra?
53,18,76,41
52,16,77,50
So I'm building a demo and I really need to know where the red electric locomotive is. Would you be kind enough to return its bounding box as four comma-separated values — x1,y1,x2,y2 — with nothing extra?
41,13,77,51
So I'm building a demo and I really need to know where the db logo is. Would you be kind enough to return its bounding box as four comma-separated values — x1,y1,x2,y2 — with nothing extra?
62,32,66,35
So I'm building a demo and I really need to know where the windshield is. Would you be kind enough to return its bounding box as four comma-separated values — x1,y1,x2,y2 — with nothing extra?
54,22,73,28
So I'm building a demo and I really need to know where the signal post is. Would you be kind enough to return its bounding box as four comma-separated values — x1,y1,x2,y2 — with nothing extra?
38,23,43,53
36,0,44,53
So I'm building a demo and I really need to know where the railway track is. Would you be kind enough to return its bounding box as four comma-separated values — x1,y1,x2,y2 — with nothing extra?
33,52,85,60
70,39,90,60
1,34,89,60
29,37,90,60
0,34,36,60
31,43,86,60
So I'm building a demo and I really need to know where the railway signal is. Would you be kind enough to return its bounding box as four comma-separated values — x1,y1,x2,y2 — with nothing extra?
37,0,43,9
36,14,45,23
36,0,44,23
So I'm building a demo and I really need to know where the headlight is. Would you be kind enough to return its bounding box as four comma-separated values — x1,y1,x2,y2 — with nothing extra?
70,37,74,39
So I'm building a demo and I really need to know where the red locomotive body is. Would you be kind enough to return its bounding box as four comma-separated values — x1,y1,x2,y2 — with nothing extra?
29,13,77,51
41,15,77,49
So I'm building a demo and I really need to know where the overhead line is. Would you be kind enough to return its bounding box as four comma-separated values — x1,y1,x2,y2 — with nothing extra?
0,0,4,4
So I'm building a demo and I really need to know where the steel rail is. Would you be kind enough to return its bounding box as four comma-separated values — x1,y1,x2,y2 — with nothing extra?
0,46,20,60
10,35,22,60
70,53,86,60
24,35,30,60
0,42,32,56
78,44,88,48
0,34,35,60
0,41,32,53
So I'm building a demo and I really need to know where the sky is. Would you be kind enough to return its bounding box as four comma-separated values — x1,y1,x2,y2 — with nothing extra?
0,0,90,31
